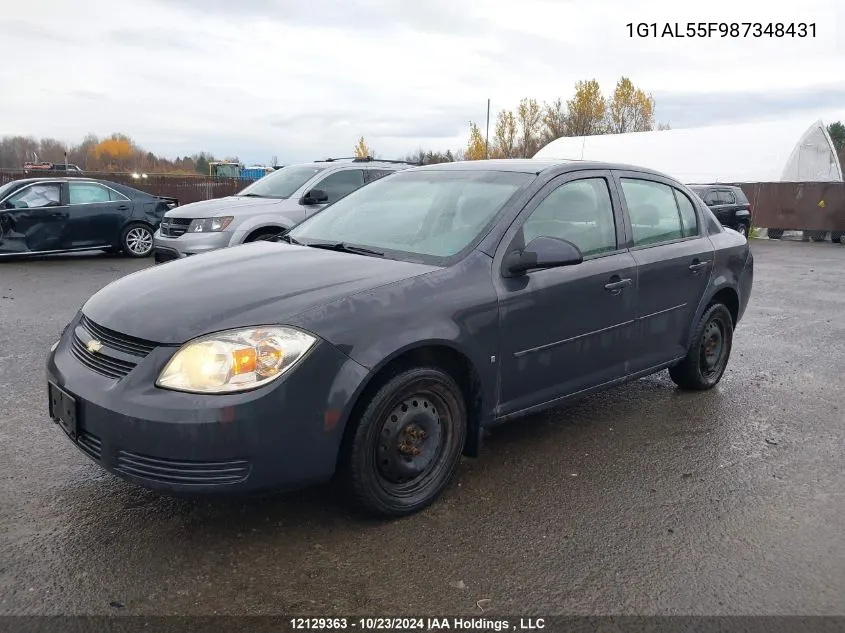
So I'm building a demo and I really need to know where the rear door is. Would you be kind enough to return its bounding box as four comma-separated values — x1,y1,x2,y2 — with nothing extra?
614,171,714,372
0,181,67,253
64,181,132,249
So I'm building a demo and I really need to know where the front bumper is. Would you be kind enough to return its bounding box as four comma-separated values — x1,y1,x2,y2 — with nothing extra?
153,229,233,262
46,313,370,495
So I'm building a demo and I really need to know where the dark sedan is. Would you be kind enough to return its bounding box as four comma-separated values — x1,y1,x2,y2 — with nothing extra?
0,177,177,258
46,159,753,517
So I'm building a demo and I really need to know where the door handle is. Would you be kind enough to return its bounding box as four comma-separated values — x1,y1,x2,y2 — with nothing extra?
116,205,129,211
689,260,710,273
604,278,632,292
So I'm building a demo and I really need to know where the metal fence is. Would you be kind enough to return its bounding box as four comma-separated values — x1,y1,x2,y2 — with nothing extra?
0,170,259,205
738,182,845,232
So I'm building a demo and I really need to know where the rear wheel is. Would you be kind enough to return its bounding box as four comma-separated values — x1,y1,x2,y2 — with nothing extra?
767,228,784,240
120,223,154,258
669,303,734,391
339,367,467,518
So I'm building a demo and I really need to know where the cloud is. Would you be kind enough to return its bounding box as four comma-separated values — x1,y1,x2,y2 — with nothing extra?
0,0,843,163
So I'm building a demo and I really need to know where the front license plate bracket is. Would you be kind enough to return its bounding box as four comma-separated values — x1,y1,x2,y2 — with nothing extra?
48,382,78,440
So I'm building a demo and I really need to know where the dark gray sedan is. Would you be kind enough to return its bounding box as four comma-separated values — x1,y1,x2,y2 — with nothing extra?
45,159,753,517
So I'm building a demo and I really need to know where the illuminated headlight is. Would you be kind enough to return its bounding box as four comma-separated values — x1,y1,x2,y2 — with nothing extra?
156,327,316,394
188,216,234,233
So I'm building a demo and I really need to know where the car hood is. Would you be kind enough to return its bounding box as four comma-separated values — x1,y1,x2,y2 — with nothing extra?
81,242,439,345
164,196,286,218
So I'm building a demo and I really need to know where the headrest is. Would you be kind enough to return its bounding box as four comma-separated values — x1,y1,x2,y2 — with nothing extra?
556,189,597,222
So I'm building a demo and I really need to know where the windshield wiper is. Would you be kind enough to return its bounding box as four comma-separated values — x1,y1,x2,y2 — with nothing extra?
272,233,303,245
305,241,384,257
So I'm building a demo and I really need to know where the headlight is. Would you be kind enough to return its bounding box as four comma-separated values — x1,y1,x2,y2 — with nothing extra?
156,326,316,394
187,216,234,233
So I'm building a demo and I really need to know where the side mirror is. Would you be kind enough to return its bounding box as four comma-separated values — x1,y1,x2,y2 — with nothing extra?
504,236,583,275
301,188,328,205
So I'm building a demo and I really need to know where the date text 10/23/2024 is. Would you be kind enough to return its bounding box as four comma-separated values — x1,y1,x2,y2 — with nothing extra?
627,22,816,38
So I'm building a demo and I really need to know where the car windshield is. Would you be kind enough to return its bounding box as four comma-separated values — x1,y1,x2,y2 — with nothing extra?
236,165,326,199
287,169,534,262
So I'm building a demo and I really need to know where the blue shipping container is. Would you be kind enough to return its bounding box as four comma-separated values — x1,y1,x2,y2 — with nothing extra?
240,168,267,180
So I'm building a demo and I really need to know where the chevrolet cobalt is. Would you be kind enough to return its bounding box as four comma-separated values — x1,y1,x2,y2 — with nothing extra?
46,160,753,517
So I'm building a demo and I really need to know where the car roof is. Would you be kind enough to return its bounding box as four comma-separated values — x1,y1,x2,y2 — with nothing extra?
6,176,108,185
410,158,681,179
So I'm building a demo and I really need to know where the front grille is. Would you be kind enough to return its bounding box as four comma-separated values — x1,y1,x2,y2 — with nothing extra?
80,315,156,357
70,316,158,379
115,451,250,486
78,431,102,461
160,218,192,237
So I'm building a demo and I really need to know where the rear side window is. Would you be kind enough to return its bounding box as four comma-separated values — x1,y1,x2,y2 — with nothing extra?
703,190,720,206
674,190,699,237
69,182,111,204
620,178,684,246
718,190,736,204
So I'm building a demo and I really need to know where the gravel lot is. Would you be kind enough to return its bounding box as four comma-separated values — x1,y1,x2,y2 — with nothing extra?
1,239,844,616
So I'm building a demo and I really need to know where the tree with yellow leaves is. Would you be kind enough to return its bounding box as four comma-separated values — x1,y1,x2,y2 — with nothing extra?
93,135,134,170
464,122,487,161
492,110,518,158
566,80,606,137
353,136,372,158
541,98,567,145
606,77,655,133
516,98,543,158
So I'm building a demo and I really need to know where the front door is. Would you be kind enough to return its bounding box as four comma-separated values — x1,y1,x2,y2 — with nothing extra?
494,171,638,417
305,169,366,217
614,172,715,371
0,182,68,254
64,181,131,249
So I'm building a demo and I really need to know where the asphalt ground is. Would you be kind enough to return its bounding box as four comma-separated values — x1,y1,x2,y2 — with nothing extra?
1,239,843,617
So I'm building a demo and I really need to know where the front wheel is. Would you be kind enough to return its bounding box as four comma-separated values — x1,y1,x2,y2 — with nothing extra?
120,223,154,258
669,303,734,391
339,367,467,518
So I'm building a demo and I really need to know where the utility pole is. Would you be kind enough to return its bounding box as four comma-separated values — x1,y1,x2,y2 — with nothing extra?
485,98,491,159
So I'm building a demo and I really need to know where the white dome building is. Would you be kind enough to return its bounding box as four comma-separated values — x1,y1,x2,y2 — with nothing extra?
533,118,843,184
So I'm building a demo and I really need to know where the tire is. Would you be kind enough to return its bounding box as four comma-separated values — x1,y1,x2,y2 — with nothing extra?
246,229,282,242
120,223,154,258
735,223,749,238
767,228,784,240
669,303,734,391
339,367,467,518
831,231,844,244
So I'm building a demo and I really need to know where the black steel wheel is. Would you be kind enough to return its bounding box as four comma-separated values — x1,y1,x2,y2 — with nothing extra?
340,367,467,518
669,303,734,391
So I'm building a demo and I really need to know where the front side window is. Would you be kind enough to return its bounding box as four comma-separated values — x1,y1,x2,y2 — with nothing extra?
236,165,327,199
287,169,533,262
522,178,617,257
315,169,366,203
69,182,111,205
620,178,684,246
3,184,62,209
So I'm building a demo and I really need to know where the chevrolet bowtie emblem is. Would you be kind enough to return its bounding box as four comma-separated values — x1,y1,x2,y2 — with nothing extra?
87,339,103,354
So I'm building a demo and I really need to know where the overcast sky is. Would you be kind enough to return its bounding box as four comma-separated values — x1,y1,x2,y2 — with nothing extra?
2,0,844,164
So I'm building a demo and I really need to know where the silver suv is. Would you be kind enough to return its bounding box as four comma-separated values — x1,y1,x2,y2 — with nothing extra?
153,158,413,263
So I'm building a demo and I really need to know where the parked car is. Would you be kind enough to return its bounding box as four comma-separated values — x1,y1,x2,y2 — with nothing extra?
152,157,415,263
0,177,177,258
23,161,84,174
47,159,753,517
688,184,752,237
